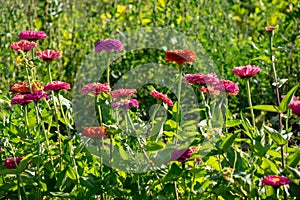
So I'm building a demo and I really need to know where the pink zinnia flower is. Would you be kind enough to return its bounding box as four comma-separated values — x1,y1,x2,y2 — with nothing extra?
150,90,173,107
112,99,139,110
11,90,48,105
10,40,37,52
110,88,137,99
262,175,290,189
214,79,239,96
3,156,24,169
170,148,193,162
232,65,261,78
36,50,61,62
166,49,196,65
81,126,108,139
288,98,300,115
95,39,123,53
81,83,111,96
44,81,70,91
18,30,47,41
184,73,219,85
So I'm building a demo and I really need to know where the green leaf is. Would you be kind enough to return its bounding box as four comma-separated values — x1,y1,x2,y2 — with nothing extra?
0,169,18,175
251,55,271,64
226,119,241,128
17,153,33,173
163,163,182,182
240,112,254,139
219,133,238,152
279,84,299,112
287,150,300,168
145,141,166,152
287,166,300,179
66,166,77,180
263,125,287,146
250,105,279,113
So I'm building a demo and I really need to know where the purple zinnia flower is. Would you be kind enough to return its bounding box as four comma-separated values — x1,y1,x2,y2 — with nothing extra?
95,39,123,53
112,99,139,110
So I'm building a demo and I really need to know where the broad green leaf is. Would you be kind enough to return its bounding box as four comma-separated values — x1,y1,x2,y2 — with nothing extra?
251,55,271,64
279,84,299,112
17,153,33,173
264,125,287,146
145,141,166,152
226,119,242,128
240,111,254,139
250,105,279,113
163,163,182,182
219,133,238,152
287,150,300,168
287,166,300,179
66,166,77,180
0,169,18,175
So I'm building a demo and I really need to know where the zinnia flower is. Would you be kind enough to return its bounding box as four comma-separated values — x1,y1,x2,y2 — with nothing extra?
81,83,111,96
166,49,196,65
265,26,276,32
288,98,300,115
3,156,24,169
111,99,139,110
214,79,239,96
150,90,173,107
18,30,47,40
10,41,37,52
11,90,48,105
95,39,123,53
262,175,290,189
10,82,41,94
184,73,219,85
81,126,108,139
232,65,261,78
170,148,193,162
36,50,61,62
44,81,70,91
110,88,137,99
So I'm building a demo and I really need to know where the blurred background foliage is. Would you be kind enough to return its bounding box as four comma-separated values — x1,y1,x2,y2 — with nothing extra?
0,0,300,126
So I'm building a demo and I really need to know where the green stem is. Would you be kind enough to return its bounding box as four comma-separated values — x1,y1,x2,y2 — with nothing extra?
47,63,53,83
106,52,110,86
57,92,71,137
95,96,103,126
17,174,22,200
24,105,30,135
175,66,183,143
246,79,255,128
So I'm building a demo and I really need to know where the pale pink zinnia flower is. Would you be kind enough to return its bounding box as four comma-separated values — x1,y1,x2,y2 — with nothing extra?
232,65,261,78
265,26,276,32
36,50,61,62
3,156,24,169
95,39,123,53
10,40,37,52
110,88,137,99
44,81,70,91
81,83,111,96
111,99,139,110
18,30,47,41
184,73,219,85
214,79,239,96
262,175,290,189
150,90,173,107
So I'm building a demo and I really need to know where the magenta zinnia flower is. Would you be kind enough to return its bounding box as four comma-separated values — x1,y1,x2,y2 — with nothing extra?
11,90,48,105
3,156,24,169
95,39,123,53
18,30,47,41
150,90,173,107
184,73,219,85
44,81,70,91
262,175,290,189
36,50,61,62
81,83,111,96
232,65,261,78
214,79,239,96
10,40,37,52
166,49,196,65
170,148,193,162
110,88,137,99
112,99,139,110
288,97,300,115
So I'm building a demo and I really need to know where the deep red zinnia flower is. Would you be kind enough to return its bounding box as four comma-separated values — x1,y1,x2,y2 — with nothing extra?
10,41,37,52
166,49,196,65
111,99,139,110
214,79,239,96
110,88,137,99
232,65,261,78
262,175,290,188
36,50,61,62
3,156,24,169
10,82,41,94
18,30,47,41
81,83,111,96
150,90,173,107
44,81,70,91
81,126,108,139
184,73,219,85
95,39,123,53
